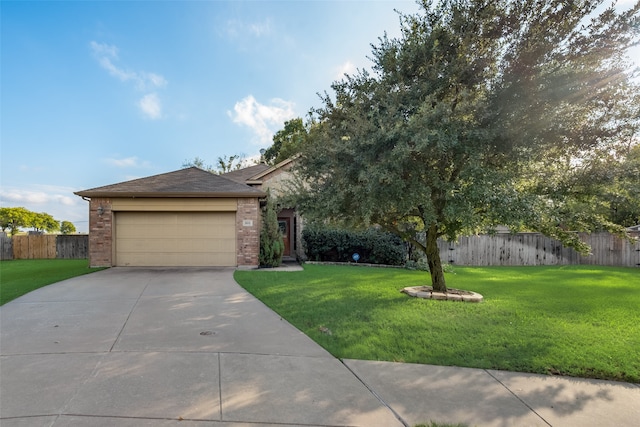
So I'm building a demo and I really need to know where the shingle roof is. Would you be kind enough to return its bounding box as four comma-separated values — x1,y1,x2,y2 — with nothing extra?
221,164,271,184
221,158,297,185
74,167,266,198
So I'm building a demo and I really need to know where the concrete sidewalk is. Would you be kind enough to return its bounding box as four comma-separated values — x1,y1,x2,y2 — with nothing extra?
1,267,638,427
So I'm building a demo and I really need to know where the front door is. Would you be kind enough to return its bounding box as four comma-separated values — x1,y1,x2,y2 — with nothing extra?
278,218,290,257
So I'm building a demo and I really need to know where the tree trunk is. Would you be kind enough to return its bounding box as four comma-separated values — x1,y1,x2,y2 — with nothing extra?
425,222,447,292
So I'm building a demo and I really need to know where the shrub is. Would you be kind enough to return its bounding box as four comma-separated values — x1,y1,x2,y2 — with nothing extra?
259,195,284,268
302,225,406,265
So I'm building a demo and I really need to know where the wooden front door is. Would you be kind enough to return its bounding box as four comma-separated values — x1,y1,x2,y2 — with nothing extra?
278,218,290,256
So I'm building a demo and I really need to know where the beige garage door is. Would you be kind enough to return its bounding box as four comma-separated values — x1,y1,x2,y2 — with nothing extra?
115,212,236,267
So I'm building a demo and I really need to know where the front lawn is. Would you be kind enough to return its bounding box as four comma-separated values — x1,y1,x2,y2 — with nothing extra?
235,264,640,383
0,259,104,305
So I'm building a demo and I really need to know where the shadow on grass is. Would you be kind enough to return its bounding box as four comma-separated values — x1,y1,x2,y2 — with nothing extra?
234,264,640,383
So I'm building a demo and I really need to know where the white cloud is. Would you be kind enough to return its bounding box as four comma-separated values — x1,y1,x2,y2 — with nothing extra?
335,60,356,79
143,72,167,88
0,185,87,232
138,93,162,119
249,19,272,37
90,41,167,90
90,41,167,119
89,40,118,58
229,95,296,146
225,18,273,39
103,156,150,168
0,189,75,206
97,55,137,82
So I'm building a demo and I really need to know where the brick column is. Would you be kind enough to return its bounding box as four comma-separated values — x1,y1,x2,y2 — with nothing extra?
88,197,113,267
236,198,260,268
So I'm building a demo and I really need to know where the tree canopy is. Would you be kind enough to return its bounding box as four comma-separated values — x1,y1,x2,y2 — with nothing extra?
0,207,33,236
263,117,309,165
182,154,249,174
60,220,77,235
295,0,640,291
0,207,65,235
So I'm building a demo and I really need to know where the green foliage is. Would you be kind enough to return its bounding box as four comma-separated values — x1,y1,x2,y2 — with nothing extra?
0,207,33,236
302,224,407,265
0,260,104,305
60,221,77,234
182,154,249,174
29,212,59,233
295,0,640,291
235,264,640,383
263,118,308,165
259,194,285,267
181,156,215,172
604,144,640,227
0,207,65,235
216,154,246,173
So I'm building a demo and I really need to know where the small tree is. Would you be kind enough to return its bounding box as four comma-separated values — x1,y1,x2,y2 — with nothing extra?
259,193,284,268
182,154,249,174
0,207,34,236
60,221,77,234
182,156,215,172
216,154,246,173
29,212,59,233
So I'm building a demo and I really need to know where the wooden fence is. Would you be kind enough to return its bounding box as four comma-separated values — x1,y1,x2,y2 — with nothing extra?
2,232,638,266
1,234,88,260
439,232,640,267
1,234,12,260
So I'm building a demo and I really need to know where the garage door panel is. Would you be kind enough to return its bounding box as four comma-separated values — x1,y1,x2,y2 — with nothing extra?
116,226,235,240
117,238,235,253
118,252,236,267
115,212,237,267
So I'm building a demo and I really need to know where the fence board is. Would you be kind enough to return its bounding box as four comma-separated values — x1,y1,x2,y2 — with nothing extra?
56,235,89,259
439,232,640,267
13,235,60,259
1,234,12,260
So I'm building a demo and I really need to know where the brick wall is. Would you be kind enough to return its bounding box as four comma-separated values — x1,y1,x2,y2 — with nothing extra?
88,197,113,267
86,196,261,268
236,198,261,268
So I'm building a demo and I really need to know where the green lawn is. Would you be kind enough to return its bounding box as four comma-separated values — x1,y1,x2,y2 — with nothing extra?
0,259,104,305
235,264,640,383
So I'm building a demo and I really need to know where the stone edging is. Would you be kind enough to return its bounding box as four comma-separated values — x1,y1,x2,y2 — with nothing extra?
401,286,484,302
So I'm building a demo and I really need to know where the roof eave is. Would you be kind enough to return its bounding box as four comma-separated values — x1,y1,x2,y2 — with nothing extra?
248,157,297,181
74,191,267,198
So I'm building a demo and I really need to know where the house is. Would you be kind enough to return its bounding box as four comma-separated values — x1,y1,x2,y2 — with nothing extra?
75,167,265,268
222,157,304,260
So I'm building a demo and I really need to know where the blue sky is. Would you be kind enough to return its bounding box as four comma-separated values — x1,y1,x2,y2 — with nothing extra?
1,0,420,232
1,1,638,233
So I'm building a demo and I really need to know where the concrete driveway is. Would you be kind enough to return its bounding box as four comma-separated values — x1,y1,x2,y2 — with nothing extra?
1,267,639,426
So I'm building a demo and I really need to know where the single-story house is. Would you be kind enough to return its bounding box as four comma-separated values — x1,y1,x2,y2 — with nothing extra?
221,157,304,261
75,167,266,268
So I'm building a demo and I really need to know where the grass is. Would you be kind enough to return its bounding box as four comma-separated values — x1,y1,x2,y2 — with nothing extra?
235,264,640,383
0,259,104,305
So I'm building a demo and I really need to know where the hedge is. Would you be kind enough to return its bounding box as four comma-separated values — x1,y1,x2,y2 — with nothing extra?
302,225,407,265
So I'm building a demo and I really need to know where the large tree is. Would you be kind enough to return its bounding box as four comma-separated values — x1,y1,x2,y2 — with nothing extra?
263,118,309,165
295,0,640,292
